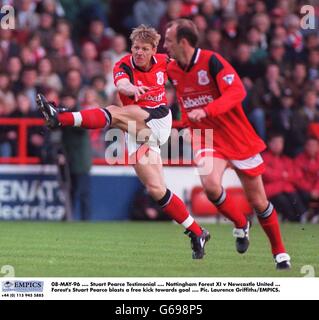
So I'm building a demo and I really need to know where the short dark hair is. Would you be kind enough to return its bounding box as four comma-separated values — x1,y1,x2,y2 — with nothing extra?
167,19,199,47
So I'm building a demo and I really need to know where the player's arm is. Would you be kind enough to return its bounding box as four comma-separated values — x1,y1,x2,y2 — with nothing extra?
113,61,149,102
116,78,149,102
204,54,246,117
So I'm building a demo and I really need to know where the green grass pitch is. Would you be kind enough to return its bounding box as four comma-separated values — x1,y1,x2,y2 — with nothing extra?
0,221,318,277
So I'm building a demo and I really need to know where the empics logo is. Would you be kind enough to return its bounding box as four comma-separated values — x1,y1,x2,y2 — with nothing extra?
2,281,44,292
1,5,15,30
2,281,14,290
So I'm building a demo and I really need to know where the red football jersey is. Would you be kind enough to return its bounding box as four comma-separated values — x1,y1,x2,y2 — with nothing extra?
167,48,266,160
113,53,168,108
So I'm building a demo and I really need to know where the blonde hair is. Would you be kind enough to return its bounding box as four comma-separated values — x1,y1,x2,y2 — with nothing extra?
130,25,161,48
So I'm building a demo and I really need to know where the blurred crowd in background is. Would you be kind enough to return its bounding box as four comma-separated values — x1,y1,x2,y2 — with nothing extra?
0,0,318,221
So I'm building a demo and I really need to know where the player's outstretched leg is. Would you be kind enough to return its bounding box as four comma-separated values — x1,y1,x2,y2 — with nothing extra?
36,93,111,129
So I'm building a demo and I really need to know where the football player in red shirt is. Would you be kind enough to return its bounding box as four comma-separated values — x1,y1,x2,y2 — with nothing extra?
37,25,210,259
164,19,291,269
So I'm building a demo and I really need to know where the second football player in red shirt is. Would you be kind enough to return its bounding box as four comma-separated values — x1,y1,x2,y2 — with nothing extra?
164,19,291,270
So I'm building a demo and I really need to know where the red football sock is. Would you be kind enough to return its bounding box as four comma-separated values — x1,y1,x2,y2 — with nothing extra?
58,108,110,128
159,190,202,236
208,189,247,228
257,203,286,255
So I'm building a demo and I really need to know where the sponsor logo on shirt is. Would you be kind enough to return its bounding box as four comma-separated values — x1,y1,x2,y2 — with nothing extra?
198,70,210,85
223,74,235,85
182,95,214,109
143,91,166,103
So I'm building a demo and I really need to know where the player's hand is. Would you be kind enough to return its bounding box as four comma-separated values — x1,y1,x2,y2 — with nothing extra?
188,109,207,122
117,79,149,101
133,85,150,102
